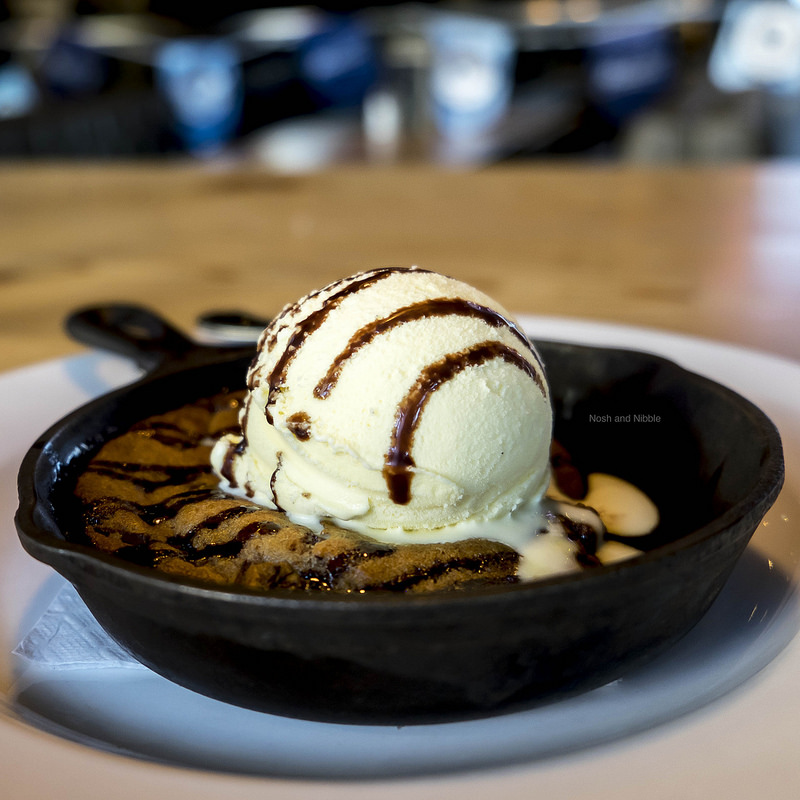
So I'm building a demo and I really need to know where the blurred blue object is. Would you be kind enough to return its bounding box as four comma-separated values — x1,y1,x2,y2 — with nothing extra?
156,38,243,154
0,62,38,119
710,0,800,157
297,14,378,108
426,14,515,141
709,0,800,94
585,20,675,123
40,29,110,98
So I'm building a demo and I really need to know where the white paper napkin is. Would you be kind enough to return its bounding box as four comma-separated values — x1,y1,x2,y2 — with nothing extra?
13,583,146,670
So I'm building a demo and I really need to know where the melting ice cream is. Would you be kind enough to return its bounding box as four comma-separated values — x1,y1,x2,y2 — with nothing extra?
211,266,552,540
211,266,657,574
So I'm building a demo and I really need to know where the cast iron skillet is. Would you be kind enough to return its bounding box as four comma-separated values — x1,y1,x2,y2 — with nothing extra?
16,305,785,724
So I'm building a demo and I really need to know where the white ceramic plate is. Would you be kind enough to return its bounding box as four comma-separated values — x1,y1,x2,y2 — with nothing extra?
1,317,799,800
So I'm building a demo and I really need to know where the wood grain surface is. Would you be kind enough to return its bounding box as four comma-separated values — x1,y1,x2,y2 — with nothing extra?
1,161,798,373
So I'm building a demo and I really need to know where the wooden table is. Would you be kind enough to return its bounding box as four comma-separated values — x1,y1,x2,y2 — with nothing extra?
1,162,799,800
1,162,798,373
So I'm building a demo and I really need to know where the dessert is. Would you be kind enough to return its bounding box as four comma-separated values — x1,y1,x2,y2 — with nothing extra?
73,267,658,592
20,285,778,723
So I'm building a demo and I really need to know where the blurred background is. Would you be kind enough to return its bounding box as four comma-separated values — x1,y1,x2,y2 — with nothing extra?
1,0,800,168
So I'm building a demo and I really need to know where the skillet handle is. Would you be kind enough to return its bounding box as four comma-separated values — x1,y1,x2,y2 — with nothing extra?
65,304,198,373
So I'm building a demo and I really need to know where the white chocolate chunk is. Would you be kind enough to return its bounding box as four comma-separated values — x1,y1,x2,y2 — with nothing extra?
596,540,644,564
583,473,659,537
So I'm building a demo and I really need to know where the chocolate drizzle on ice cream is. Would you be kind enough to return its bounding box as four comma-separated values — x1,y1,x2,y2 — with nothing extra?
312,296,544,400
384,340,547,505
259,267,432,423
286,411,312,441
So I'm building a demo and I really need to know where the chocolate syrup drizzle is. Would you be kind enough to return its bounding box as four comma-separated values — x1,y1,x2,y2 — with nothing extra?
86,460,212,493
220,441,242,487
85,488,211,529
384,341,547,504
265,271,361,352
286,411,311,440
86,481,289,567
312,297,543,399
543,508,602,567
269,453,284,510
220,404,250,488
131,421,207,450
166,506,259,561
378,552,519,592
260,267,431,422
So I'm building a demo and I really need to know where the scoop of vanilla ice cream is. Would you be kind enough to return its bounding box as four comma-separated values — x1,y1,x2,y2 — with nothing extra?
210,267,552,539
